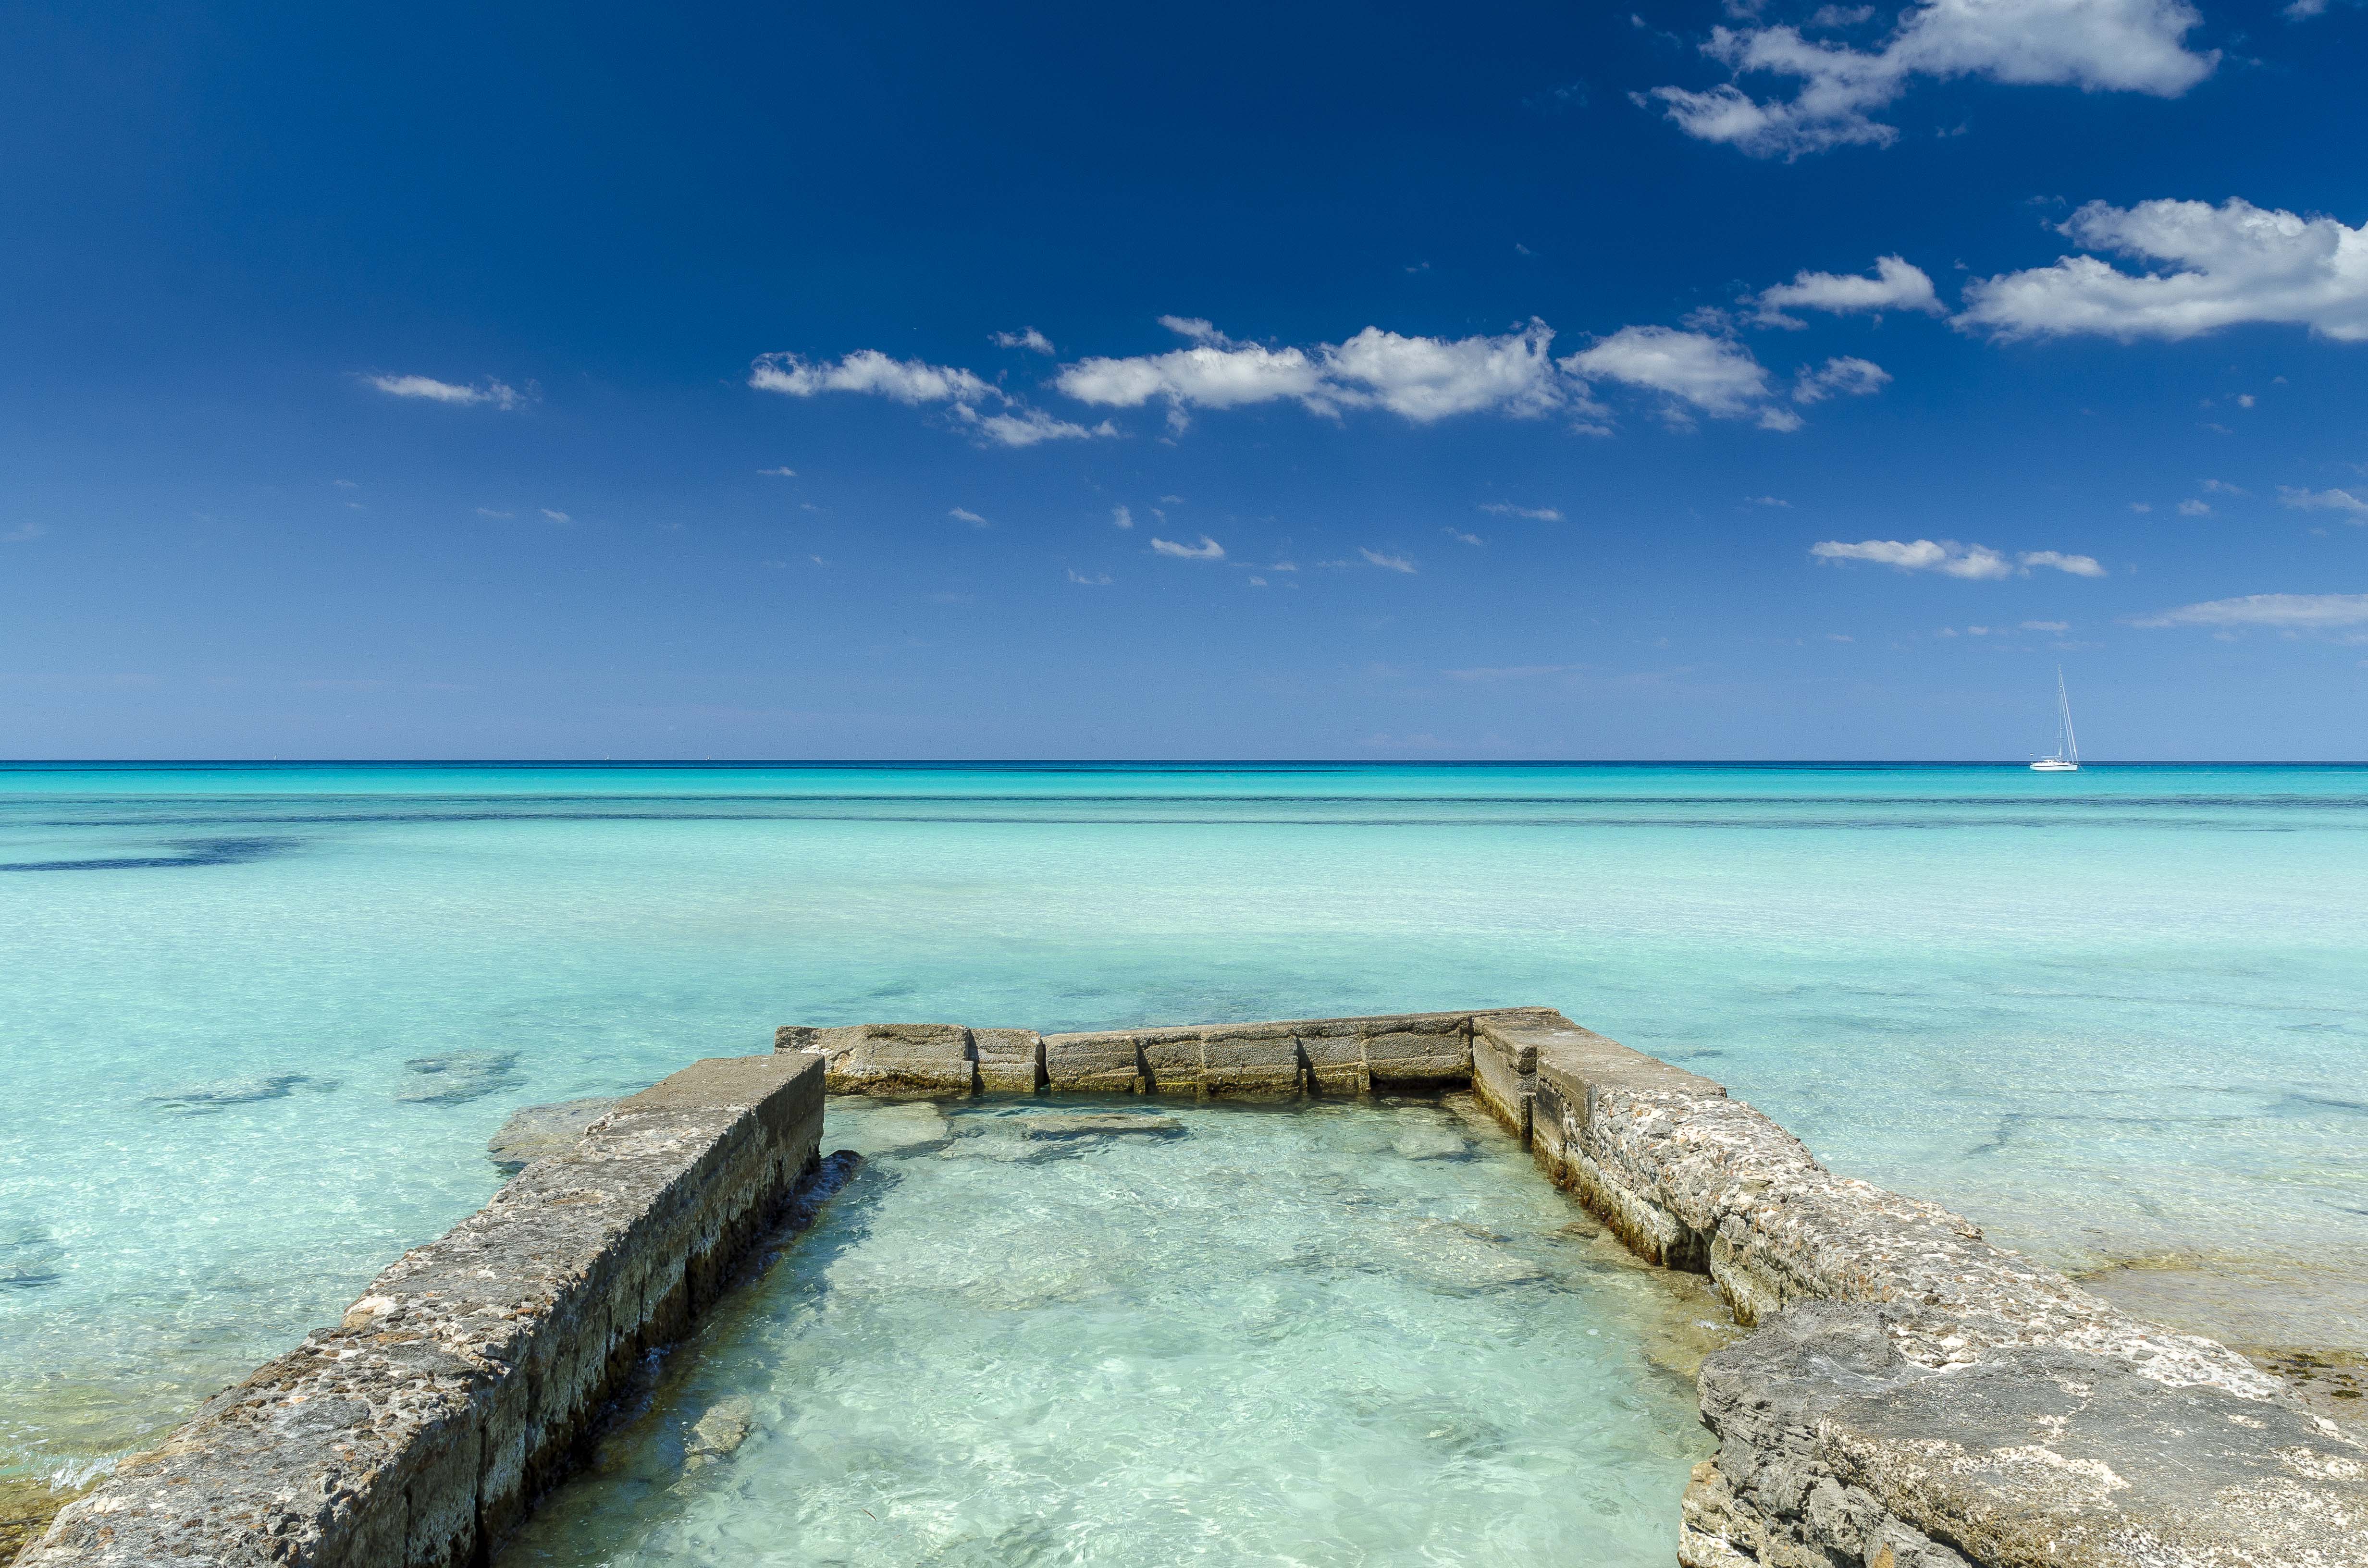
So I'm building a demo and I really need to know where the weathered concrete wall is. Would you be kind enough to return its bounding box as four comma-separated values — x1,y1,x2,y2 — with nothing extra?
21,1052,826,1568
778,1009,1487,1100
794,1007,2368,1568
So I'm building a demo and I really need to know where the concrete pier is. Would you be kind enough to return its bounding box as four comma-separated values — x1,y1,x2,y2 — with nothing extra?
24,1009,2364,1568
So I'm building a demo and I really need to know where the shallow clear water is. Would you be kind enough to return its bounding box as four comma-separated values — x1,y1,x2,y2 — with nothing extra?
499,1095,1720,1568
2,762,2365,1480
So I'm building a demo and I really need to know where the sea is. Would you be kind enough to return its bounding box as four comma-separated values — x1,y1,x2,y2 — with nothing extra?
2,761,2363,1491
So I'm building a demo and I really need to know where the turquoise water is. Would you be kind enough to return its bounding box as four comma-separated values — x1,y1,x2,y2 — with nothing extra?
3,762,2365,1481
500,1095,1720,1568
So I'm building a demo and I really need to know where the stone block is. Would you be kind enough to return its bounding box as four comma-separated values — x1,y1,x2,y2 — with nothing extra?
1135,1028,1206,1096
1293,1024,1369,1096
792,1022,973,1096
1198,1023,1302,1099
1359,1019,1469,1090
1041,1029,1143,1093
970,1028,1044,1094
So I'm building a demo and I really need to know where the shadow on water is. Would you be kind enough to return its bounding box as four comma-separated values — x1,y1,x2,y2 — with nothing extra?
0,837,293,872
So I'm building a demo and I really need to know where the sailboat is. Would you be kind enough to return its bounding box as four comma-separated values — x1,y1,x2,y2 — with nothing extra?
2031,668,2079,771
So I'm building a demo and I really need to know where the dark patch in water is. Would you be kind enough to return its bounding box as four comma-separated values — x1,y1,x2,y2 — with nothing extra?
0,836,290,872
145,1073,335,1112
396,1050,521,1105
0,1226,65,1290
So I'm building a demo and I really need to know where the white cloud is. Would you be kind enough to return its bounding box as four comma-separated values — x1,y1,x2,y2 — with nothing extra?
2019,549,2107,576
1958,199,2368,343
1443,527,1486,545
1322,320,1565,421
2130,501,2154,513
1813,537,2013,578
2177,498,2212,515
1646,0,2217,158
948,402,1115,448
1111,504,1134,529
1067,569,1111,585
1480,501,1565,521
1360,548,1418,574
992,328,1056,355
475,508,514,519
1755,255,1943,325
1563,327,1777,423
1150,534,1226,560
1746,495,1791,507
1056,316,1576,430
950,507,988,527
363,373,525,409
2022,619,2071,631
333,478,358,489
2132,593,2368,628
758,466,797,477
749,349,992,404
2200,478,2245,494
2,522,47,543
2280,486,2368,518
541,508,571,524
750,347,1111,449
1793,355,1892,403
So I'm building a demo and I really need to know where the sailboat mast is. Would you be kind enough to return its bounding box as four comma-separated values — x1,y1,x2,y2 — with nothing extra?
2056,668,2078,765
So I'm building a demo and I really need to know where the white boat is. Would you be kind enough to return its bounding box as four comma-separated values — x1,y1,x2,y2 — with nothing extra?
2031,668,2079,771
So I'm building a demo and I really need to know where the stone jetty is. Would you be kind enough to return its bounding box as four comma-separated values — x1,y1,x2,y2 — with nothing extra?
22,1008,2363,1568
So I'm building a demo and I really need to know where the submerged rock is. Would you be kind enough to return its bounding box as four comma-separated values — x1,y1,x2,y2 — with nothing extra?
487,1097,619,1174
396,1050,520,1105
0,1225,65,1291
683,1396,755,1466
940,1110,1188,1164
826,1099,952,1155
1001,1112,1184,1141
1378,1219,1551,1294
144,1073,322,1111
1390,1125,1471,1161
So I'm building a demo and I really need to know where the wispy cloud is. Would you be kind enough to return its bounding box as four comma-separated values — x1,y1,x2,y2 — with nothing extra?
1792,355,1891,404
1645,0,2216,158
1150,534,1225,560
2177,498,2212,516
2,522,47,543
950,507,988,527
541,508,571,524
758,466,797,477
1443,527,1485,546
992,327,1056,354
2021,620,2071,632
1067,568,1111,585
1745,495,1790,507
362,373,526,409
1812,538,2105,579
749,348,1113,448
1444,663,1584,681
2280,486,2368,519
2131,593,2368,629
1479,501,1563,521
1111,504,1134,530
476,507,514,519
1360,548,1418,574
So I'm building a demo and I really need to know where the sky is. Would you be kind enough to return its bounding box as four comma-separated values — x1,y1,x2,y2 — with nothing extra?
2,0,2365,760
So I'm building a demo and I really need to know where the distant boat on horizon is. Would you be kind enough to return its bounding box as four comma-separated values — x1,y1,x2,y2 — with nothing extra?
2032,668,2080,772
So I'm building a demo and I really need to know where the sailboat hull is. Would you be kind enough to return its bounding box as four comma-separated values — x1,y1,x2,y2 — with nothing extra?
2030,760,2078,771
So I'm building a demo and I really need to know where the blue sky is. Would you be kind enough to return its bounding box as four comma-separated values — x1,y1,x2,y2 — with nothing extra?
2,0,2364,759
